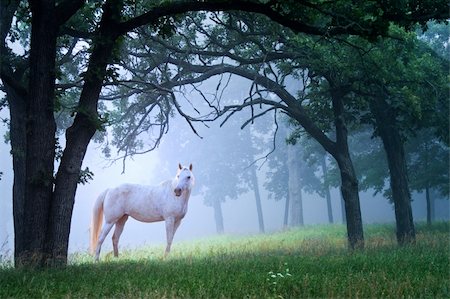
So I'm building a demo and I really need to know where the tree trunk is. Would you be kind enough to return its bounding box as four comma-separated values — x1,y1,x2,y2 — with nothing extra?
287,144,304,226
20,0,58,266
425,186,431,226
283,193,290,228
340,191,346,224
212,199,224,234
370,97,415,245
335,153,363,249
430,194,435,223
251,165,265,233
331,88,364,249
321,154,334,223
45,0,123,266
5,86,27,266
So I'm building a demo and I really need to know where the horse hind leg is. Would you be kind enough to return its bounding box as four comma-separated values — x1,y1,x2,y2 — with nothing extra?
112,215,128,257
95,222,115,262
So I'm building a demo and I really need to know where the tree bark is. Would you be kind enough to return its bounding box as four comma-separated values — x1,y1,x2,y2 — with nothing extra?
20,0,58,266
340,191,346,224
335,153,363,248
370,96,415,245
330,87,364,249
45,0,124,266
250,165,265,233
1,0,28,267
287,144,304,226
321,154,334,223
4,85,27,266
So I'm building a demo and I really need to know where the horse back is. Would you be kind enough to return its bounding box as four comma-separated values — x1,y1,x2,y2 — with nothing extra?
103,182,175,223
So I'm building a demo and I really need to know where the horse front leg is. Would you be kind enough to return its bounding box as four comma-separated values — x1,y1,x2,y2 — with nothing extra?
164,217,181,257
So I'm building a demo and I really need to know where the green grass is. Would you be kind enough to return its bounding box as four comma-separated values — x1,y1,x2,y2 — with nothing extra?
0,222,448,298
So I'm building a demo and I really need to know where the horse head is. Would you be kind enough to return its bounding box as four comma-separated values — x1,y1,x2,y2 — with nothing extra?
174,163,194,197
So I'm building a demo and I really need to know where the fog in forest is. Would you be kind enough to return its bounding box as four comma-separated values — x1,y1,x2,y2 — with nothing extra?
0,76,448,256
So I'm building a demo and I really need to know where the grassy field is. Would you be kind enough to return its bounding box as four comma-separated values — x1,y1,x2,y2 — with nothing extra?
0,222,448,298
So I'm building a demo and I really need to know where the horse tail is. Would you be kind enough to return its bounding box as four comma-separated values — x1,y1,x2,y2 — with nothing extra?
90,189,107,255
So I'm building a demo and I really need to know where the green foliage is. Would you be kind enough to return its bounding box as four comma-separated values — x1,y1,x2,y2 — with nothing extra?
407,129,449,197
78,167,94,185
0,223,448,298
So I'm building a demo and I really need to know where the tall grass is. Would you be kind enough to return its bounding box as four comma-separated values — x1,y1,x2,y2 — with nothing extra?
0,222,448,298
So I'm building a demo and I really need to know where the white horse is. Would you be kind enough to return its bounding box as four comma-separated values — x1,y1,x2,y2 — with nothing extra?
90,163,195,261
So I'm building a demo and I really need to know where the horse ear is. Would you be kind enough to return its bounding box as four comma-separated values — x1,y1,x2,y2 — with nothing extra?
189,163,193,171
178,163,182,170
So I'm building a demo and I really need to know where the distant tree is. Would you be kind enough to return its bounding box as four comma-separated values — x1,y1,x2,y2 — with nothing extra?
406,130,449,224
294,134,337,224
261,101,352,227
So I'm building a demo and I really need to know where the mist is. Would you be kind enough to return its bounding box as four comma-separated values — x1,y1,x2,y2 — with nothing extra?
0,76,448,257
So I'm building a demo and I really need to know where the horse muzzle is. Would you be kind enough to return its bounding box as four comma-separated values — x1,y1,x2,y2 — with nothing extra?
174,188,182,197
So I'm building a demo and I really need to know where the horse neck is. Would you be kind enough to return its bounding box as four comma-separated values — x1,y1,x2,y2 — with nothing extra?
178,187,192,202
183,188,192,201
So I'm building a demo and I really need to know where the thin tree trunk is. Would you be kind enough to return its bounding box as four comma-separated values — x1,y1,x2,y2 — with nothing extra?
283,193,290,228
321,154,334,223
251,166,265,233
212,199,224,234
430,195,435,222
425,186,431,225
287,144,304,226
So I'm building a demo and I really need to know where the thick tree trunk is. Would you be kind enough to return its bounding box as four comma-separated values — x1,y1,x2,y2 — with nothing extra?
2,0,85,267
287,144,304,226
45,0,123,266
212,199,224,234
251,166,265,233
370,97,415,245
335,153,363,249
20,0,58,266
321,154,334,223
382,129,415,244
